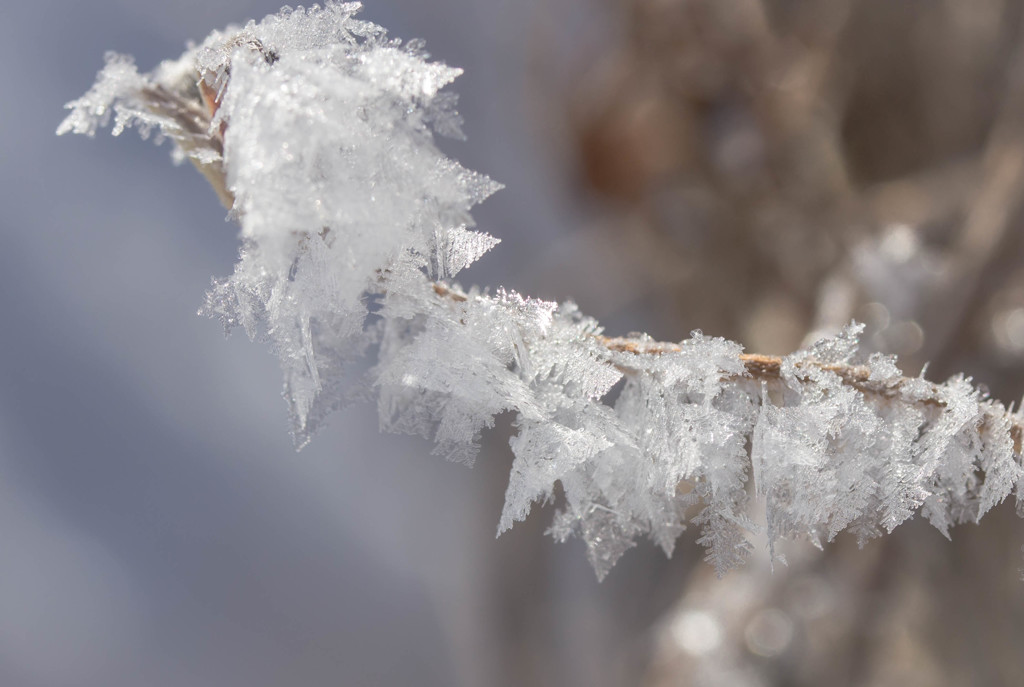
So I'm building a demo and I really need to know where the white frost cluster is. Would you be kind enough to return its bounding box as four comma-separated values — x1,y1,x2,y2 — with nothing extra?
60,2,1024,579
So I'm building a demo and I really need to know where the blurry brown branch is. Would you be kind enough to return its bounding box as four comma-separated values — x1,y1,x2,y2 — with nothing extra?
546,2,1024,684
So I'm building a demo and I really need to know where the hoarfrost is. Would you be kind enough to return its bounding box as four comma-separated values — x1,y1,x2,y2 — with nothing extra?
60,2,1024,579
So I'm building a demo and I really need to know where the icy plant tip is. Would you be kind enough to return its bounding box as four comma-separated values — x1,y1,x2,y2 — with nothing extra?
59,2,1024,579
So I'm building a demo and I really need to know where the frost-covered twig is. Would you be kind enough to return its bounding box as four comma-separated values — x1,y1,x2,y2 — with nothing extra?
439,282,1024,452
59,2,1024,579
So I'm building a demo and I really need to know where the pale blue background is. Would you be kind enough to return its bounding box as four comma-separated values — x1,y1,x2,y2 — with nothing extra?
0,2,683,686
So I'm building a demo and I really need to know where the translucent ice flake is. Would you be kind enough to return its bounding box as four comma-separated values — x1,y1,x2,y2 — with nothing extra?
374,285,562,464
355,47,463,99
430,226,500,280
57,53,147,138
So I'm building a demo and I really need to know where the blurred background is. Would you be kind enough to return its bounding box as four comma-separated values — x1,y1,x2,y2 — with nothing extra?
4,0,1024,685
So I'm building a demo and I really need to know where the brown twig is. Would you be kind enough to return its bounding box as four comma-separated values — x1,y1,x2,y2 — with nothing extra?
139,80,234,209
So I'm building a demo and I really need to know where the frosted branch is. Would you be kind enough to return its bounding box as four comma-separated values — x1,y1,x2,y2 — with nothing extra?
59,2,1024,579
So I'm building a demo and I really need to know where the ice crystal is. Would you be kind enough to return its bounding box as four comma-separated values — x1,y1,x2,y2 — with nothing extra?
60,2,1024,579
